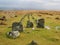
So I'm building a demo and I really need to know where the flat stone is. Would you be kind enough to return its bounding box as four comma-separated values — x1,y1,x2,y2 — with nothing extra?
45,26,50,30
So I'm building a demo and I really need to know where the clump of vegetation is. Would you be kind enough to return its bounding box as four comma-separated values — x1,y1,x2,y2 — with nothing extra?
0,16,7,21
55,17,60,20
49,14,53,16
8,26,12,28
0,22,7,25
38,15,42,17
15,15,17,17
46,17,51,19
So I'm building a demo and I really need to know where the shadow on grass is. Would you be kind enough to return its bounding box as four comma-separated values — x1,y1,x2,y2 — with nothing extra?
41,35,60,42
47,38,60,42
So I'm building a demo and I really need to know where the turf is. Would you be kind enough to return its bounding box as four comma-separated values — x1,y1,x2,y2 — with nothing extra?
0,10,60,45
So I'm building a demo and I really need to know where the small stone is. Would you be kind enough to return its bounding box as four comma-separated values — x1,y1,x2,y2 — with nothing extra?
32,27,35,30
45,26,50,30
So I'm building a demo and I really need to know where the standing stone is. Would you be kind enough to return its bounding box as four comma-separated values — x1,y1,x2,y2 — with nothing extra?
12,22,23,32
36,18,44,28
26,21,33,28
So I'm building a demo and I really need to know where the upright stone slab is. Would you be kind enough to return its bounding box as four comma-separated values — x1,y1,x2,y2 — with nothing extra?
36,18,44,28
26,21,33,28
12,22,23,32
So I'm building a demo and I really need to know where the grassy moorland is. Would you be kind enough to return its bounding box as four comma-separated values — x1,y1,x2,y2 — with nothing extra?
0,10,60,45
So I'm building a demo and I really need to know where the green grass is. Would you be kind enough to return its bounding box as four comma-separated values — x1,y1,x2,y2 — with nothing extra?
0,13,60,45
